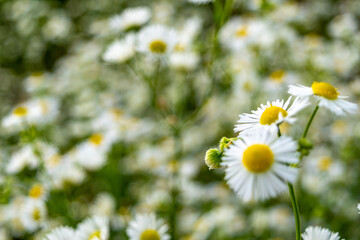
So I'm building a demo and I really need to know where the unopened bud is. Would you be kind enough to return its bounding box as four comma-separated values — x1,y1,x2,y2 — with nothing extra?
299,138,313,150
204,148,223,170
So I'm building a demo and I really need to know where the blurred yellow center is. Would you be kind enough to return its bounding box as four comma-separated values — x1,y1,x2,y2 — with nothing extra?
89,230,101,240
311,81,339,100
89,134,103,146
149,40,167,53
260,106,288,125
140,229,160,240
13,107,27,116
270,70,285,83
318,157,333,171
33,208,41,221
235,26,248,37
243,144,274,173
29,184,43,198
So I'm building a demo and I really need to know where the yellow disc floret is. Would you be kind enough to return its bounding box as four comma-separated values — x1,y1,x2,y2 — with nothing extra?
260,106,288,125
317,157,333,171
89,134,103,146
29,184,43,199
89,230,101,240
235,26,248,38
13,107,27,116
32,208,41,221
270,70,285,83
149,40,167,54
243,144,274,173
140,229,160,240
311,81,339,100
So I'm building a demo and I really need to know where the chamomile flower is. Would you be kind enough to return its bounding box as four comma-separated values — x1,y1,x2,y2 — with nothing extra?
28,183,48,200
222,130,298,201
20,199,47,232
234,97,309,135
127,213,170,240
43,226,76,240
137,25,177,56
103,34,136,64
109,7,151,32
302,226,343,240
288,81,358,115
76,216,109,240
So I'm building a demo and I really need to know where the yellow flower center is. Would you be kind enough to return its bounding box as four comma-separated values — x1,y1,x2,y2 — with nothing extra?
318,157,333,171
89,230,101,240
32,208,41,221
270,70,285,83
149,40,167,54
311,81,339,100
140,229,160,240
260,106,288,125
29,184,43,199
242,144,274,173
13,107,27,116
235,26,248,38
89,134,103,146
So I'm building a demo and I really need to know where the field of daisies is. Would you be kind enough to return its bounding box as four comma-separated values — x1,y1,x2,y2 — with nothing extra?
1,0,360,239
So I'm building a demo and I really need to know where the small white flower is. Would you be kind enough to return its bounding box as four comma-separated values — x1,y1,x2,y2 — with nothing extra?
169,52,199,71
137,25,177,56
127,213,170,240
76,216,109,240
235,96,309,135
20,198,47,232
43,226,76,240
222,129,298,201
187,0,213,4
109,7,150,32
288,81,358,115
302,226,343,240
103,34,136,63
6,145,39,174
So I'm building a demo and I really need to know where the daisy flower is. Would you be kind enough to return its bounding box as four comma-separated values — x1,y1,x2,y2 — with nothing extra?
103,34,136,64
76,216,109,240
222,129,298,201
109,7,151,32
234,96,309,135
20,198,47,232
127,213,170,240
44,226,76,240
137,25,177,56
302,226,343,240
288,81,358,115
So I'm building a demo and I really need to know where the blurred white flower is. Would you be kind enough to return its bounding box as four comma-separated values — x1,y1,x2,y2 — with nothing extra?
43,226,76,240
109,7,151,32
103,34,136,63
302,226,343,240
76,216,109,240
127,213,170,240
137,25,178,56
20,198,47,232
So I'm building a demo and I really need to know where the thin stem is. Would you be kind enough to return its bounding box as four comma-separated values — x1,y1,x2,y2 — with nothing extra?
288,182,301,240
302,105,319,138
277,126,301,240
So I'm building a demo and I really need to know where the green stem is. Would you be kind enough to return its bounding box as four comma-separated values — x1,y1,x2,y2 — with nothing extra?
288,182,301,240
277,126,301,240
302,105,319,138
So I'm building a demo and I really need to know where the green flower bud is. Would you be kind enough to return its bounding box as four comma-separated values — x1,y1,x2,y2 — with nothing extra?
300,148,310,157
205,148,223,170
299,138,313,150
